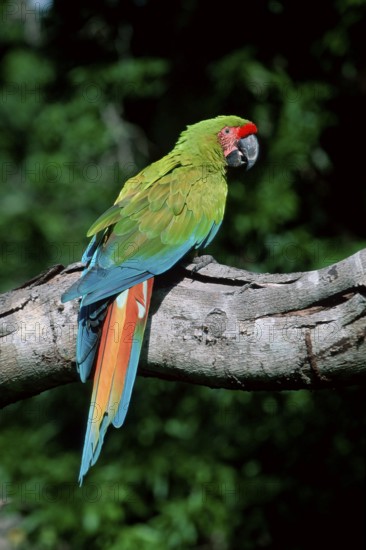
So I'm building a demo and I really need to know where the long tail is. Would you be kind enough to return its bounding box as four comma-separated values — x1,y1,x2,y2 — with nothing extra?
79,278,154,484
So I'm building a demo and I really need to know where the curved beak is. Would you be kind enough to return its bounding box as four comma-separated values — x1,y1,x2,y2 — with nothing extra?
238,134,259,171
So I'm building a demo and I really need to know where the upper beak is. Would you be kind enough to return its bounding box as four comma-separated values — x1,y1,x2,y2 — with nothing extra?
238,134,259,171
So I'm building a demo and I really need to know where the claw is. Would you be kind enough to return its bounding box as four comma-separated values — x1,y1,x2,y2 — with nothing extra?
191,254,218,272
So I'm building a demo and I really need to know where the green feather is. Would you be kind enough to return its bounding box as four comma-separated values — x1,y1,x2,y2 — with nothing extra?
148,180,170,212
87,204,122,237
167,188,186,215
139,206,171,238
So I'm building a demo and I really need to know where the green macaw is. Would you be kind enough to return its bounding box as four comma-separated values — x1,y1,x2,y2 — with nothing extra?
62,115,259,483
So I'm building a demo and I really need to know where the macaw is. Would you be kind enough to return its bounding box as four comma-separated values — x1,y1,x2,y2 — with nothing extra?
61,115,259,483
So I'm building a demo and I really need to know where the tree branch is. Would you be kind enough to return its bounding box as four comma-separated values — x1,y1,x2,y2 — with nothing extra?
1,250,366,407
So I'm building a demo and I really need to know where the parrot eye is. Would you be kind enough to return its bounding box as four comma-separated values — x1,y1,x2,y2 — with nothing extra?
224,128,230,134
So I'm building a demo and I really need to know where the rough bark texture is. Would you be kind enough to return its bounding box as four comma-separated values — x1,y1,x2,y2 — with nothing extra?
1,250,366,407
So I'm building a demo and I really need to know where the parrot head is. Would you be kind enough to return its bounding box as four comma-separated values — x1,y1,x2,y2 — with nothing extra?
217,121,258,170
176,115,259,171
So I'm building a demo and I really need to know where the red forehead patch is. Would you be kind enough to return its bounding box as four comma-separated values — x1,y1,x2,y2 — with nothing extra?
237,122,258,139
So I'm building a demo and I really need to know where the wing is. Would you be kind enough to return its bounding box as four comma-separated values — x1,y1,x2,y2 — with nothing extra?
62,165,223,306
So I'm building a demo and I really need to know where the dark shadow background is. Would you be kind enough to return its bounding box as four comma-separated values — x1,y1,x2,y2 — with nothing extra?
0,1,365,548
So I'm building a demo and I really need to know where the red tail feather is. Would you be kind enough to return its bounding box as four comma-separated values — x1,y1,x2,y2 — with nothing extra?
79,278,154,482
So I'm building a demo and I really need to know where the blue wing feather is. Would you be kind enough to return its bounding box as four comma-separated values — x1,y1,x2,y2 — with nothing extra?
62,238,196,305
81,235,99,264
76,299,108,382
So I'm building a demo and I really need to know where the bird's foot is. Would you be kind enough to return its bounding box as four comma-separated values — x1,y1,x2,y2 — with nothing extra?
191,254,218,273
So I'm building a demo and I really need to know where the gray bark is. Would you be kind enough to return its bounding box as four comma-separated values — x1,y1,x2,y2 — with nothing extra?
1,250,366,408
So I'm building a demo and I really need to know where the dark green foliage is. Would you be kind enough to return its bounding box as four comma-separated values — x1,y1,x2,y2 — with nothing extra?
0,1,365,548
